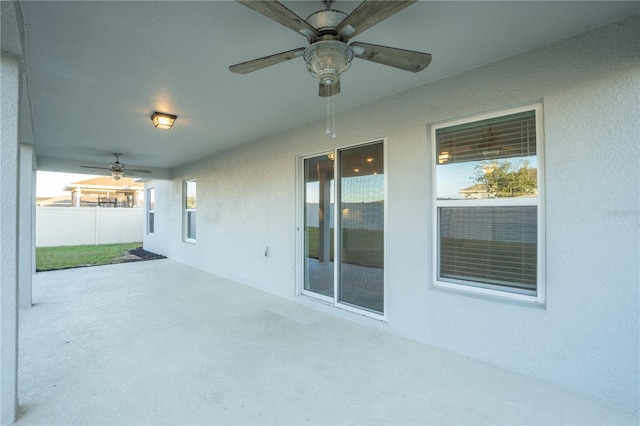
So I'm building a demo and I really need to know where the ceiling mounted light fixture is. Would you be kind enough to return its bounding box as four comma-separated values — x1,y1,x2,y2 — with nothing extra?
438,151,450,164
304,40,354,97
151,112,177,130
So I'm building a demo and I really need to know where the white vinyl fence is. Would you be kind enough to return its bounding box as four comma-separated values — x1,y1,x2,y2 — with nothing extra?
36,207,143,247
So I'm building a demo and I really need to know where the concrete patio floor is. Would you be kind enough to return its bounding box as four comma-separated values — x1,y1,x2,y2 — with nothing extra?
17,259,638,425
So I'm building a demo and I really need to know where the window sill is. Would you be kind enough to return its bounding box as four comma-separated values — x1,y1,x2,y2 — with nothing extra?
432,280,546,308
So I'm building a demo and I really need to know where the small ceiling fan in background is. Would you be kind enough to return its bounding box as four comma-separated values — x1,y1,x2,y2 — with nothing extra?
229,0,432,97
81,153,151,181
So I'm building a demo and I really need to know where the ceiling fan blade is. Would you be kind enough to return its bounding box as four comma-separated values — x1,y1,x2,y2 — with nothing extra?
81,165,111,170
351,42,431,73
236,1,320,38
230,47,305,74
319,80,341,98
337,1,416,39
124,169,152,174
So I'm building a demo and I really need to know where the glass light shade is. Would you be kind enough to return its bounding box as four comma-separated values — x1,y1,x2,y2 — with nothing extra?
112,171,124,181
304,41,354,85
438,151,450,164
481,163,497,174
151,112,177,130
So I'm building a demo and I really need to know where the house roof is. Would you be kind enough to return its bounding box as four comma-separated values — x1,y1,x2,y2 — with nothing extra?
63,177,144,191
2,1,638,175
459,184,489,194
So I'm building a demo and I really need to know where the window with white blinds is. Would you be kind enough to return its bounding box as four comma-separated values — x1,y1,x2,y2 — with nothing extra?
433,105,543,301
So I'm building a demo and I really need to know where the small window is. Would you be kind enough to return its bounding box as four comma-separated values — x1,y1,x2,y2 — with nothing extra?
147,188,155,234
433,105,544,302
184,180,196,242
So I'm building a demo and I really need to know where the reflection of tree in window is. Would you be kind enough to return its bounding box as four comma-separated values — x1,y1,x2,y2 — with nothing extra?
185,181,197,209
473,160,537,198
186,196,196,209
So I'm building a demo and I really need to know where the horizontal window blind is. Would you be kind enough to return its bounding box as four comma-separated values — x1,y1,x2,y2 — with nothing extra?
436,110,536,164
439,206,537,291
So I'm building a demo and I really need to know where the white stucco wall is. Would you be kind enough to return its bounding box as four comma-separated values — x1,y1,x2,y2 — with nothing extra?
1,53,20,425
19,144,35,308
145,16,639,412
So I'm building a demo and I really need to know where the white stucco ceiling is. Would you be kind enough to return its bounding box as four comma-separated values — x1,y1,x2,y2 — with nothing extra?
4,1,639,177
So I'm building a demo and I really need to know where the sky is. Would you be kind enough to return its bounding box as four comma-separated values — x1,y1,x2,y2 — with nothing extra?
36,171,97,198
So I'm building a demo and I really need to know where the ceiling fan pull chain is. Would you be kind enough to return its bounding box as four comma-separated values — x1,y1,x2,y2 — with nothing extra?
332,101,337,140
326,97,331,135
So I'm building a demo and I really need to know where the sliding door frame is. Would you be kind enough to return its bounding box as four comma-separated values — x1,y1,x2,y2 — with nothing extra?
296,138,388,321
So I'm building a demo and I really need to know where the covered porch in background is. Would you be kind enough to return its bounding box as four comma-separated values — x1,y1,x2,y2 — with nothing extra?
64,177,144,208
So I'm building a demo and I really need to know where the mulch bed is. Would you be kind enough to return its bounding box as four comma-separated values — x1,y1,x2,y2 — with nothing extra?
121,247,166,262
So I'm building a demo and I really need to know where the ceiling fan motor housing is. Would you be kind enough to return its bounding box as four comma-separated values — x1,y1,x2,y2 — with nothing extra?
110,162,124,172
305,9,348,35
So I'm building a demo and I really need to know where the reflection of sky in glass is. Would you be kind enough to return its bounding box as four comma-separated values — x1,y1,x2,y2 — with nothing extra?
148,188,155,210
342,174,384,203
306,180,334,204
437,156,536,199
308,175,384,204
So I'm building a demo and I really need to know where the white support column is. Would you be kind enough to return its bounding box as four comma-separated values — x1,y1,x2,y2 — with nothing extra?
19,144,35,309
319,171,331,263
0,53,21,425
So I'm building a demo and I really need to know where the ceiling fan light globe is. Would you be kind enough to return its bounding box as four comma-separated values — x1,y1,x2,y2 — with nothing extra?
304,41,353,80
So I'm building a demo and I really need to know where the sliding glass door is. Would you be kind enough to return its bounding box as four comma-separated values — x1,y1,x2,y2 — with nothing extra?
302,141,385,316
338,143,384,313
303,154,335,298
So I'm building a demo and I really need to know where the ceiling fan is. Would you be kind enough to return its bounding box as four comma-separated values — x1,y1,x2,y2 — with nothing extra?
229,0,432,97
81,153,151,181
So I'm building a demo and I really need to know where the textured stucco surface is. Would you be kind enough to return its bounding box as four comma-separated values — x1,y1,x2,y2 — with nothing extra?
1,53,20,425
145,16,640,411
19,144,34,309
17,260,640,424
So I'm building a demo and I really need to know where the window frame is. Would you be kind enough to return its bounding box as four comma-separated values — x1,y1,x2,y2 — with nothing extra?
299,151,336,305
183,179,197,244
147,187,155,235
431,104,545,304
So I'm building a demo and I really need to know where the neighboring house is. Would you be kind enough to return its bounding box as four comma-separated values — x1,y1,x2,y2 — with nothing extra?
35,177,145,246
63,177,144,208
458,183,494,199
35,195,72,207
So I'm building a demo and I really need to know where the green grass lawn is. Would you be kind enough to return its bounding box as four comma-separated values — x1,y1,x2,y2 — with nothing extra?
36,242,142,272
306,227,384,268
